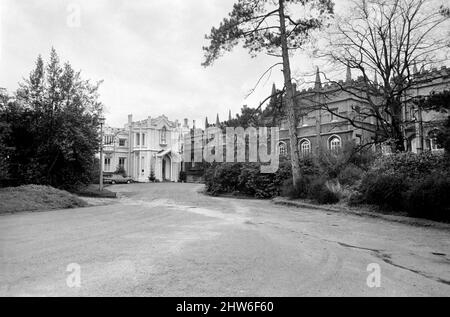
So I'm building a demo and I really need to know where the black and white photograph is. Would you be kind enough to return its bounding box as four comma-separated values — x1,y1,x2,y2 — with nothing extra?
0,0,450,302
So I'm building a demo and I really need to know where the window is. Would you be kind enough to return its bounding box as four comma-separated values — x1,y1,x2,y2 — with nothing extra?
142,133,145,146
119,138,126,147
298,115,308,127
104,135,114,145
429,130,441,151
136,133,140,146
160,126,167,144
278,142,287,156
104,158,111,171
119,157,126,168
328,135,341,150
299,139,311,156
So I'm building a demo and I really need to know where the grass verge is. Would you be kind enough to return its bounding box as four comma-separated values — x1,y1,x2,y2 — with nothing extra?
0,185,87,214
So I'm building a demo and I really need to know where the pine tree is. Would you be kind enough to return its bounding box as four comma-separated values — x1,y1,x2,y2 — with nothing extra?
202,0,334,183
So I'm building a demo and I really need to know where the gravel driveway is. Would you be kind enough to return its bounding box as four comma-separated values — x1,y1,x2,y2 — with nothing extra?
1,183,449,296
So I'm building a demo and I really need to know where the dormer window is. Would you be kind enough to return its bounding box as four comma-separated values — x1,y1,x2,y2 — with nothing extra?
160,126,167,145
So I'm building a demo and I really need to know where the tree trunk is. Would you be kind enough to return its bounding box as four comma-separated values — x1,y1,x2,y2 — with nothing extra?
390,100,406,152
278,0,302,184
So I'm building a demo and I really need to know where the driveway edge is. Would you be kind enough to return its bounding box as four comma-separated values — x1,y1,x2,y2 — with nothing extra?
272,197,450,230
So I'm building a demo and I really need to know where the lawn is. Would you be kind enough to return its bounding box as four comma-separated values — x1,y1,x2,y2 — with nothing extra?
0,185,87,214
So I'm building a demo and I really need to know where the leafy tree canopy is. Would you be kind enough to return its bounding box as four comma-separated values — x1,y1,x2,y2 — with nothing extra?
1,48,103,189
202,0,334,67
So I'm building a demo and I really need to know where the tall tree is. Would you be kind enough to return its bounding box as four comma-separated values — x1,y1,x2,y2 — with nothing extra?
6,48,103,188
318,0,449,152
0,89,13,181
202,0,334,183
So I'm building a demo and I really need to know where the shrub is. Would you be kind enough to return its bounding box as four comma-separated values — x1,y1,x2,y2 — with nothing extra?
337,164,364,185
317,141,375,178
307,178,339,204
204,158,291,198
348,190,365,206
205,163,242,196
178,170,186,182
281,176,311,199
369,151,447,181
405,175,450,221
149,169,156,182
359,173,407,211
298,156,320,176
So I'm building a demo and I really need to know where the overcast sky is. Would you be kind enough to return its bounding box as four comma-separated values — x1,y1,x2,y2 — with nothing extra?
1,0,351,128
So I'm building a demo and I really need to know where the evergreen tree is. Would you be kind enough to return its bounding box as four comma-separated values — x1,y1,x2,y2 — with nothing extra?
202,0,334,183
4,48,103,188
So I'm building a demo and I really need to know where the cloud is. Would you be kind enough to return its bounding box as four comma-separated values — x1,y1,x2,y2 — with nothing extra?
0,0,325,128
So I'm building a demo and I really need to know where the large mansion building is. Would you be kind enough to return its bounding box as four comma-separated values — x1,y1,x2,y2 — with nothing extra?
102,115,190,182
274,66,449,156
101,66,448,183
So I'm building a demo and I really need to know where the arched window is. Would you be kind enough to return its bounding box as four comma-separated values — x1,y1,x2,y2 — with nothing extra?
278,142,287,156
299,139,311,156
160,126,167,144
328,135,341,150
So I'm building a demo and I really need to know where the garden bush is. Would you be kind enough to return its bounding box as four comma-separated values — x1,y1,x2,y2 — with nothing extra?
353,152,450,220
204,159,291,198
359,173,408,211
205,163,242,196
405,174,450,221
337,164,364,185
369,151,447,181
317,141,376,178
307,178,339,204
281,176,311,199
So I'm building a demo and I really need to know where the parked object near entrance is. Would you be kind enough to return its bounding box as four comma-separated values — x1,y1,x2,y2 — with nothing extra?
103,174,134,184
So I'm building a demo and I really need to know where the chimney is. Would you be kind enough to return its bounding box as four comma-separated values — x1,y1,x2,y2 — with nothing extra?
193,120,196,130
346,65,352,83
314,67,321,90
183,118,189,127
216,113,220,126
128,114,133,124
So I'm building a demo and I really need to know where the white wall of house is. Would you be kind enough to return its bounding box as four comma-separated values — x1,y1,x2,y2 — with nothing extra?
102,115,185,182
